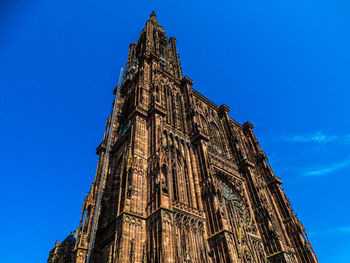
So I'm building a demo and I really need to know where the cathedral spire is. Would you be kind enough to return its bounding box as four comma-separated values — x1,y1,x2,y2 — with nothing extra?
124,12,183,80
48,13,319,263
150,10,156,19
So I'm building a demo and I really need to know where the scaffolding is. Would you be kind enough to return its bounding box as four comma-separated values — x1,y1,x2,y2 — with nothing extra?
86,67,124,263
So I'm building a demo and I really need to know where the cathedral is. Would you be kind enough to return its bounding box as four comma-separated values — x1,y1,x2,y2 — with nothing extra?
48,11,318,263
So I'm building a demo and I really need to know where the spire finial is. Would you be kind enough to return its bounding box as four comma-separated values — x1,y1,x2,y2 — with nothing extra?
150,10,156,18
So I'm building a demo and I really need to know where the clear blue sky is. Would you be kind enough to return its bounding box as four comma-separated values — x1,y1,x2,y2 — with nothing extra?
1,0,349,262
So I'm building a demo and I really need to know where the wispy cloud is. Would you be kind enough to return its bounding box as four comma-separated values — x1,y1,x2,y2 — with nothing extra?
309,225,350,238
303,158,350,177
265,152,282,165
281,131,350,144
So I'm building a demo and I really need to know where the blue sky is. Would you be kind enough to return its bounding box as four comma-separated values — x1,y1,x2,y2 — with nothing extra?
1,0,349,262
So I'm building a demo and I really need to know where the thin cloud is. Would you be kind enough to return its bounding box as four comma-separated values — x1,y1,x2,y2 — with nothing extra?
265,152,282,165
303,158,350,177
309,225,350,238
281,131,350,144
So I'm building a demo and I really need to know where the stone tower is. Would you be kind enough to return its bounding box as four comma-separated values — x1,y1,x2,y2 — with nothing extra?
48,12,318,263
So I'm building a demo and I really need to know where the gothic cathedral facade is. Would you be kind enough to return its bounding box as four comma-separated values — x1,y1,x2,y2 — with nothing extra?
48,12,318,263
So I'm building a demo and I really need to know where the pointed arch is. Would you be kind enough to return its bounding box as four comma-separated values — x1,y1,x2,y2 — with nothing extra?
199,114,209,134
209,122,224,155
171,150,179,201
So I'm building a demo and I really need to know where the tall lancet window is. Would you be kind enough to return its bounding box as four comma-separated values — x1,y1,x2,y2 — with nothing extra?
209,122,224,155
222,182,244,220
200,115,208,135
177,93,185,131
171,92,176,127
171,152,179,201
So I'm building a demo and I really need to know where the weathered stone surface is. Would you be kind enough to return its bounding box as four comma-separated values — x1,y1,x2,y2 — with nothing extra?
48,12,318,263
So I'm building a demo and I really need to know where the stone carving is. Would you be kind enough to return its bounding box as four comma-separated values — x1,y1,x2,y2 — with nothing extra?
49,11,318,263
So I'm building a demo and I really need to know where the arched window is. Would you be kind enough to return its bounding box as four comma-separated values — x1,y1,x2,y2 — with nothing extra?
161,165,168,193
209,122,224,155
200,115,208,134
176,93,183,130
171,92,176,127
222,182,244,219
171,152,179,201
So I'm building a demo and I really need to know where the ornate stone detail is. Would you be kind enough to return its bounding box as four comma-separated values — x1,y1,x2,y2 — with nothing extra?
123,215,143,228
49,12,318,263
